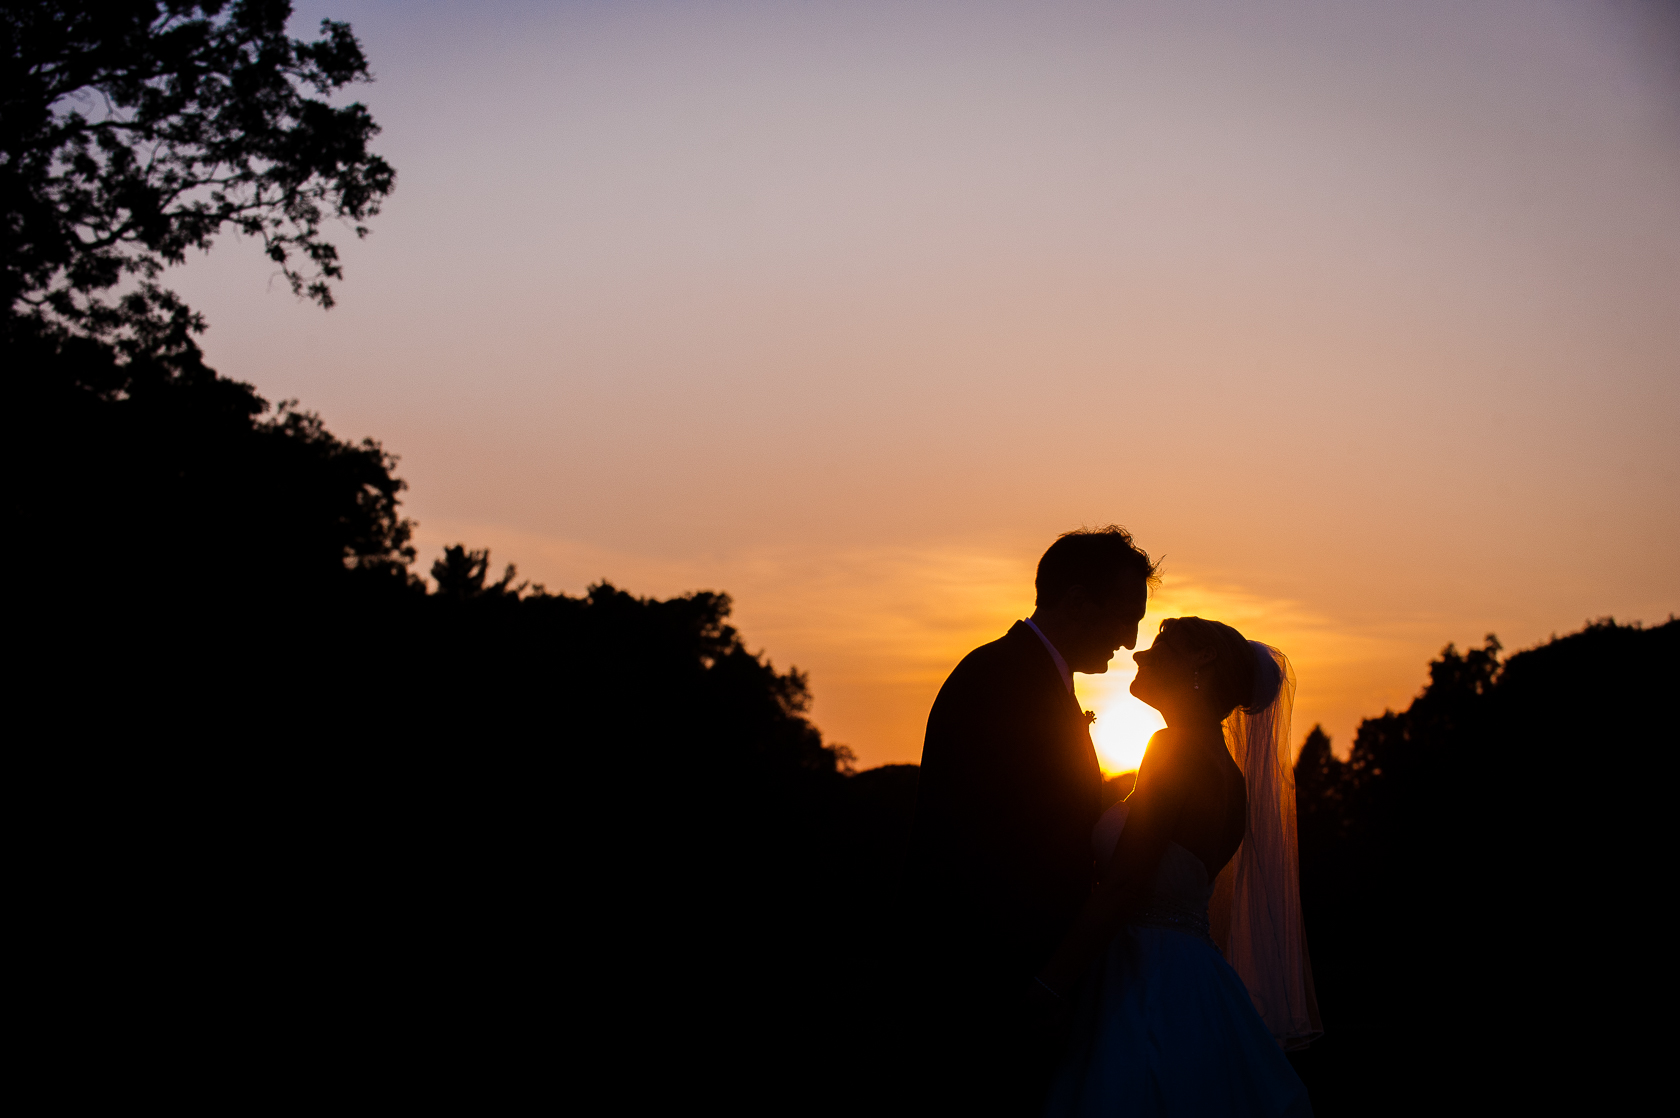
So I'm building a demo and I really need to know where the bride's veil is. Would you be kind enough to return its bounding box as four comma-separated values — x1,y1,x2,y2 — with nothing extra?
1209,641,1324,1050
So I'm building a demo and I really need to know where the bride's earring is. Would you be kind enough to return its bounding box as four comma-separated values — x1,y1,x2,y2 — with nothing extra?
1193,669,1200,691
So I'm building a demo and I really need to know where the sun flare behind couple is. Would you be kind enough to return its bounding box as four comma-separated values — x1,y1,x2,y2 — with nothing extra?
912,525,1318,1117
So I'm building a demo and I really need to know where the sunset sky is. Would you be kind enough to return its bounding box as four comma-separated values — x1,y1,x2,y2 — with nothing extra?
169,0,1678,770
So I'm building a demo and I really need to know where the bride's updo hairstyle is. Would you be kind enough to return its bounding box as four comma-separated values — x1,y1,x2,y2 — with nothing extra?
1164,617,1285,720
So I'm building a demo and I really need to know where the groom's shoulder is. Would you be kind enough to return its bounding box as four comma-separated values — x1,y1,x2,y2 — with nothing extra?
939,623,1038,693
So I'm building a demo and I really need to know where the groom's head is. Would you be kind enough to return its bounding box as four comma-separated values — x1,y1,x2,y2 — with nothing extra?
1031,526,1159,674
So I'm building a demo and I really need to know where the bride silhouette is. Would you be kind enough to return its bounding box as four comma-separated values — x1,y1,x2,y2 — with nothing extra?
1034,617,1320,1116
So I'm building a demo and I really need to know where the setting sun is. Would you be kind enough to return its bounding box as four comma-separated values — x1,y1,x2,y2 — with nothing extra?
1076,663,1166,775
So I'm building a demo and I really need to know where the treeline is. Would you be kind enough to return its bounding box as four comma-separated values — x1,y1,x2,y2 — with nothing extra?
1290,616,1673,1112
17,310,922,1107
19,316,818,748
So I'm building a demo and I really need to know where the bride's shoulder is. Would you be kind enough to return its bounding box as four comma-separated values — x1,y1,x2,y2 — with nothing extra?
1139,727,1219,785
1138,728,1193,781
1145,726,1188,755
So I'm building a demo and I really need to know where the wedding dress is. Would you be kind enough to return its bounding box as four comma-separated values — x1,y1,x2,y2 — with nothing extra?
1043,641,1318,1118
1041,803,1311,1117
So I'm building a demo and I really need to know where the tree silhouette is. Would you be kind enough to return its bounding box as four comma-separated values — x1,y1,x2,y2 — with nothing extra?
1290,618,1675,1114
23,326,416,592
5,4,412,710
3,1,394,348
1294,725,1345,849
431,544,528,600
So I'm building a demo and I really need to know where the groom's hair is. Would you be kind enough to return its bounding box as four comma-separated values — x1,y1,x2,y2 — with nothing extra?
1036,525,1160,608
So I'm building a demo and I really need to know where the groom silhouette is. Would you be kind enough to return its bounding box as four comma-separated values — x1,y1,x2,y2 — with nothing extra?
910,526,1157,1114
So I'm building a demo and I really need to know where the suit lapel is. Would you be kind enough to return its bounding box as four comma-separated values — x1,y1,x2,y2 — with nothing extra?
1006,620,1098,761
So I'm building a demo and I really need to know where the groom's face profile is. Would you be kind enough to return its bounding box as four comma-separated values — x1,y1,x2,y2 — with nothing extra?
1057,575,1149,675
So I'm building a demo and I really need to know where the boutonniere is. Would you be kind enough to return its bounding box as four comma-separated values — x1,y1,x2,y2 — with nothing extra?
1084,710,1097,726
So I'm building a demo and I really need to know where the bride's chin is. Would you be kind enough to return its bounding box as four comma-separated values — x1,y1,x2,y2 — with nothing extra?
1130,680,1171,715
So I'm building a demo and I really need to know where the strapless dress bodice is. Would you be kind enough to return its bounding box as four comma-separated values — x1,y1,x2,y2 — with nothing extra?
1091,800,1215,944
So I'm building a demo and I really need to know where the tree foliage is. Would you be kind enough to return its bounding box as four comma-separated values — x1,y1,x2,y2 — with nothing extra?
2,0,394,346
1293,616,1674,1094
20,320,416,597
422,577,849,779
431,544,529,601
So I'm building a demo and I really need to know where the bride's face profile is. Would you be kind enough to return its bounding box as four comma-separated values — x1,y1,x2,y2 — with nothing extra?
1130,622,1215,718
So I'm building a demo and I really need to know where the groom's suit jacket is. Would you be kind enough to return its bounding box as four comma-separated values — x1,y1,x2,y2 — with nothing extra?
912,621,1102,998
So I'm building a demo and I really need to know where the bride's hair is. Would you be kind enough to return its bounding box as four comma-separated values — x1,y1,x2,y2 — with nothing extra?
1165,617,1282,719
